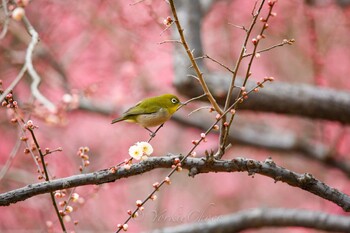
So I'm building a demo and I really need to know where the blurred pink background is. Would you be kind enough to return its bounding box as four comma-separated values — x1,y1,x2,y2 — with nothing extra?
1,0,350,232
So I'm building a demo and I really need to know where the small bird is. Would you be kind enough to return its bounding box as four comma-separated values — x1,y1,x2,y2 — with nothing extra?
111,94,182,135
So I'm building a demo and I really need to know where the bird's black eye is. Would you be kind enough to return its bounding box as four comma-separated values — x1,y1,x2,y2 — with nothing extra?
171,98,178,104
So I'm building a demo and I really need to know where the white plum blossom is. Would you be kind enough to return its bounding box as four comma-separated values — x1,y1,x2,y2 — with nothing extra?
136,141,153,156
128,145,143,160
128,141,153,160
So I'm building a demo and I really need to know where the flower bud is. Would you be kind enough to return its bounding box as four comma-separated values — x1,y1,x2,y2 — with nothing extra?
12,7,25,21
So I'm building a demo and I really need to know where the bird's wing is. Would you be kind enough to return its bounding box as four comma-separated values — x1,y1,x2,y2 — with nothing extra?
123,102,161,116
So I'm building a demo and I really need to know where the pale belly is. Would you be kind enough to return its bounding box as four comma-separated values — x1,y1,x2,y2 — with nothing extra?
136,108,171,127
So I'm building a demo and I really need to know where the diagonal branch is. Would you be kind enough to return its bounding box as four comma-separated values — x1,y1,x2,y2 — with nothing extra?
1,156,350,212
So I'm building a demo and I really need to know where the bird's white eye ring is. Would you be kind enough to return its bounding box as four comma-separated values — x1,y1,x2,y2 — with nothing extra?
171,98,178,104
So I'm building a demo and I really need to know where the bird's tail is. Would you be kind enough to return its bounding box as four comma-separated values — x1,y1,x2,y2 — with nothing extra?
111,117,123,124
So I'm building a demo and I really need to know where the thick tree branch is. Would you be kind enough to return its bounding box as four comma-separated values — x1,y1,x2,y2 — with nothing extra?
1,156,350,212
148,208,350,233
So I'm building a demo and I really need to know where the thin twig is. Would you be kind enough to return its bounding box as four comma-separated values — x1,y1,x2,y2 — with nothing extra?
243,39,295,58
251,0,259,16
188,106,212,116
160,22,174,36
242,3,274,87
186,74,199,81
198,54,235,74
180,93,206,107
147,124,164,143
227,23,248,32
16,119,42,173
27,128,66,232
43,147,63,156
158,39,182,45
129,0,146,6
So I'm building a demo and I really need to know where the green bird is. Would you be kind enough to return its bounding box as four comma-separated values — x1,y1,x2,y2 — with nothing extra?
111,94,182,134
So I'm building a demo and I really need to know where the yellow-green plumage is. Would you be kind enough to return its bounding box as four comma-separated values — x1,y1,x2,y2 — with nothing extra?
111,94,181,128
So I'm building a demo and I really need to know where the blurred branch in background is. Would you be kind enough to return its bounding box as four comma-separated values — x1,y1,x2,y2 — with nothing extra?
0,0,10,39
0,14,57,112
147,208,350,233
337,0,350,7
1,156,350,211
22,16,56,112
306,0,350,7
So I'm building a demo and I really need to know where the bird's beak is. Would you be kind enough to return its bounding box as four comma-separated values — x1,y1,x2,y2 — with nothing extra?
176,102,185,111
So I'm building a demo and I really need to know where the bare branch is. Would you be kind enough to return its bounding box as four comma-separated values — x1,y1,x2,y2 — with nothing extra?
228,22,248,32
1,156,350,211
158,40,182,45
148,208,350,233
197,54,235,74
22,16,56,112
27,126,66,231
180,93,207,106
243,39,296,58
